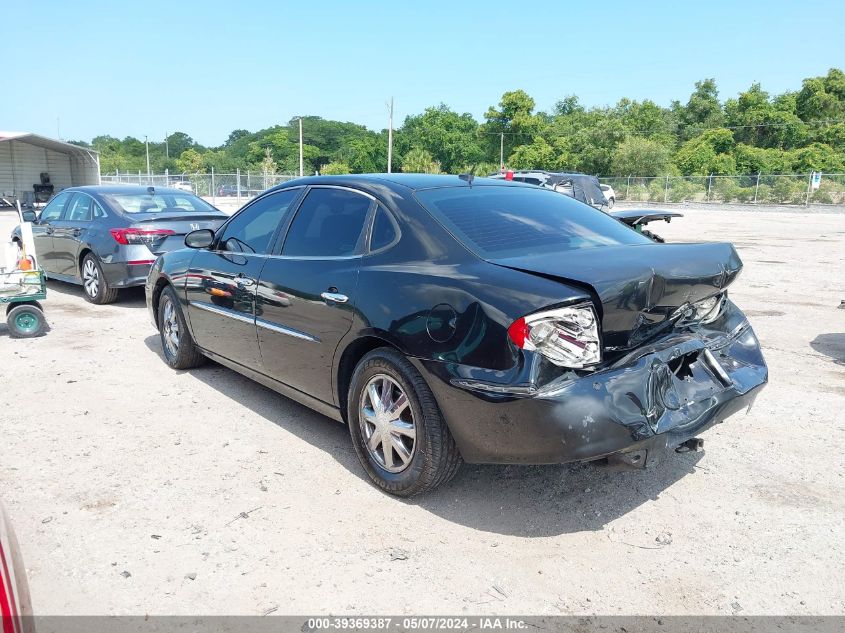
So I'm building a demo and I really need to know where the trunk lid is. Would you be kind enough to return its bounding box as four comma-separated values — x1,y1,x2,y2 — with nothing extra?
490,242,743,350
129,213,227,254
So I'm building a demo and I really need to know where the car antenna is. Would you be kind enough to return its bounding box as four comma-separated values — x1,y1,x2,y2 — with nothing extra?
458,165,476,187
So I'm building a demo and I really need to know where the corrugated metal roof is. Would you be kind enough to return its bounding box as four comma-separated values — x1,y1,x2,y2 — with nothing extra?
0,131,99,158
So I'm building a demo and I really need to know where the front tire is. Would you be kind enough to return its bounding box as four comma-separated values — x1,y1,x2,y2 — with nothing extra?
157,285,205,369
81,254,119,304
348,348,462,496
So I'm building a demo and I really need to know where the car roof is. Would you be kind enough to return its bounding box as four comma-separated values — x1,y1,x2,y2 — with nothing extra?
269,173,534,193
61,185,197,196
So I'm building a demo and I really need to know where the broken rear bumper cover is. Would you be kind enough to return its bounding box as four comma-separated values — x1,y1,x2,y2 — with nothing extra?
414,299,768,464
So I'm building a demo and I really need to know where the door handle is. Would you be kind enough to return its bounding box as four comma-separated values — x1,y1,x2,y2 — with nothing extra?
71,229,82,237
321,291,348,304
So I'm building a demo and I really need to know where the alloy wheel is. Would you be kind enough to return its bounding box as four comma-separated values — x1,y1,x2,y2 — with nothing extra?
359,374,417,473
82,259,99,298
161,297,180,357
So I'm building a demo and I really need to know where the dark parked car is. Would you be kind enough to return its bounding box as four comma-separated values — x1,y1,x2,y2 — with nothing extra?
12,186,227,304
146,175,768,496
217,184,241,197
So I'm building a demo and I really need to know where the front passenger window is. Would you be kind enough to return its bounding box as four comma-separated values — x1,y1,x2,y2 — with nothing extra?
40,191,72,222
217,189,300,254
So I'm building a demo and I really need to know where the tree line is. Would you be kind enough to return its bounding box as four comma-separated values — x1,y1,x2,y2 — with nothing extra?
72,68,845,178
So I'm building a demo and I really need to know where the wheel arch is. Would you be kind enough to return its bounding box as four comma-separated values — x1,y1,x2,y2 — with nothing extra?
77,247,94,277
335,335,402,423
150,276,173,328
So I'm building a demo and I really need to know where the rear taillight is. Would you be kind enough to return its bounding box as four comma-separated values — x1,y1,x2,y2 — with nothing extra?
110,228,174,245
508,303,602,369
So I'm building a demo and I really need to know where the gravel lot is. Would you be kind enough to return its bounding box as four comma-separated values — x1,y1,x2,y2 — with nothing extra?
1,205,844,616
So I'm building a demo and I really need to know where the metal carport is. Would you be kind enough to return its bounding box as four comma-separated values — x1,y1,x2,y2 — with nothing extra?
0,131,100,205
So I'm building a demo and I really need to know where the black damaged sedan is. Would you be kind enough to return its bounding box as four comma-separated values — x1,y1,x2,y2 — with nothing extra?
146,174,768,496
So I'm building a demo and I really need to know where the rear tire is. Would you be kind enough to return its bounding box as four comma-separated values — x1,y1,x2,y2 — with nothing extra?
81,253,119,304
348,348,462,496
7,304,47,338
157,285,205,369
607,197,615,208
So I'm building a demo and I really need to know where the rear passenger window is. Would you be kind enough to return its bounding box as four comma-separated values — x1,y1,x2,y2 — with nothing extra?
369,206,397,251
282,188,371,257
218,188,300,254
66,195,93,222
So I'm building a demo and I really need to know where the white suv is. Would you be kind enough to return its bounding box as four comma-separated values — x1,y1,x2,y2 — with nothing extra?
600,184,616,208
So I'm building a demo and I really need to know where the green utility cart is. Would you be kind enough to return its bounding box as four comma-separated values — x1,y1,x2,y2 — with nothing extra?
1,269,47,338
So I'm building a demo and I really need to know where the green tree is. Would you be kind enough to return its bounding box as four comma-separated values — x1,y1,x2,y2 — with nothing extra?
724,83,806,149
615,99,676,144
733,144,790,174
346,134,387,173
224,129,251,147
680,79,724,139
321,161,351,175
165,132,196,157
481,90,544,163
397,104,483,173
611,136,672,176
673,129,737,175
508,138,558,170
176,148,204,173
796,68,845,121
787,142,845,172
401,148,440,173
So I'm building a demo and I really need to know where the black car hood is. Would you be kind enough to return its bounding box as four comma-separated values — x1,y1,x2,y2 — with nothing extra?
490,242,743,350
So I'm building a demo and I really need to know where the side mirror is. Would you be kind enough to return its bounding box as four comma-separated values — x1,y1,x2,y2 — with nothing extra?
21,210,37,223
185,229,215,249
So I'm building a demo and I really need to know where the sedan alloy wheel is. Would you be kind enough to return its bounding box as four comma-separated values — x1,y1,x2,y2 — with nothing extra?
82,258,100,299
161,296,180,357
359,374,417,473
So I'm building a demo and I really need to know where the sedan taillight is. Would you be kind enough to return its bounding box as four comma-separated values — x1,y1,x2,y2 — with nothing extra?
508,303,602,369
110,228,175,245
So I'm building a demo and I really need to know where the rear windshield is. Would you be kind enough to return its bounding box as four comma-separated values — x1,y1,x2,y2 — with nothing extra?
415,186,650,258
104,192,217,214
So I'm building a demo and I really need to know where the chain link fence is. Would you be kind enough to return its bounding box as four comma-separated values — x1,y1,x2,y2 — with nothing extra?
101,170,845,207
100,170,297,205
598,174,845,206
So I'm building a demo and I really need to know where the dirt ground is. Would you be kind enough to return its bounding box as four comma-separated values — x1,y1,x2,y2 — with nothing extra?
1,205,843,616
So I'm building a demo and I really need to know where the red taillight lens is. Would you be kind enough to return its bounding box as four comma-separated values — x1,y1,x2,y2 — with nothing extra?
507,317,529,348
508,303,602,369
110,228,174,245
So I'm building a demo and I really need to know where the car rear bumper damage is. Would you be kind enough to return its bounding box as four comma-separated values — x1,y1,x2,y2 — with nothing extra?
101,261,153,288
414,299,768,464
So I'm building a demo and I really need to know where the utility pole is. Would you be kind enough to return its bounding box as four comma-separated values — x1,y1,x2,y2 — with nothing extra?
164,133,169,160
387,97,394,173
298,118,304,177
499,133,504,171
56,116,61,140
144,135,151,181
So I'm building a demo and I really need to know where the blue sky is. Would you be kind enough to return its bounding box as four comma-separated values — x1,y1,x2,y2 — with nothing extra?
2,0,843,146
